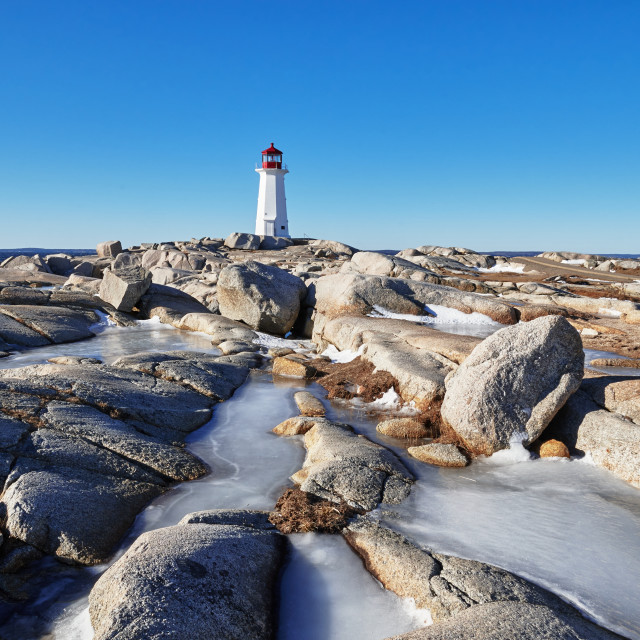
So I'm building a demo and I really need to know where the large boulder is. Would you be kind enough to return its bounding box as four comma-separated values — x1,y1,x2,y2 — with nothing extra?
441,316,584,456
96,241,122,258
259,236,293,250
224,232,260,251
99,266,152,312
217,261,307,335
89,514,285,639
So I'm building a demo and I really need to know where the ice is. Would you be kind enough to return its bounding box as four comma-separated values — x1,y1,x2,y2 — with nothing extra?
0,319,220,369
279,533,430,640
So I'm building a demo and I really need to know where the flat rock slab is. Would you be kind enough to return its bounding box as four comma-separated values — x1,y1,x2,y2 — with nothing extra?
0,304,97,346
2,467,162,565
89,518,285,639
441,316,584,456
290,419,413,511
41,402,206,482
111,350,249,401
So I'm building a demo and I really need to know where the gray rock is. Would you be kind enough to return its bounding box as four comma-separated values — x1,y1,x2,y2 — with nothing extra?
1,468,162,564
13,428,164,484
0,304,98,344
309,239,357,256
111,251,142,269
96,241,122,258
1,363,215,433
223,232,260,250
138,283,210,324
216,339,258,355
178,509,275,529
89,519,285,639
346,520,620,640
259,236,294,250
99,266,152,312
0,254,52,273
0,311,51,347
44,253,72,275
386,602,622,639
63,273,102,295
441,316,584,456
547,390,640,488
111,351,249,401
41,401,207,482
0,414,31,449
217,261,307,335
292,419,413,511
581,376,640,425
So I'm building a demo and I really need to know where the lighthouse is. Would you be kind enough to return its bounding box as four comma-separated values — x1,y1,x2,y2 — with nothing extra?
255,143,290,237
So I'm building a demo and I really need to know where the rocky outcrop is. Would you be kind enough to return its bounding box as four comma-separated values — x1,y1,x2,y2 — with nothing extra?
286,419,413,511
99,266,152,312
176,312,256,343
0,351,249,570
581,376,640,425
441,316,584,456
313,273,517,325
217,261,307,334
547,390,640,488
89,512,285,639
345,519,621,640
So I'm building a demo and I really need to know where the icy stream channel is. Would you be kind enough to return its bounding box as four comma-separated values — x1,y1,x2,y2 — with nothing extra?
0,323,639,639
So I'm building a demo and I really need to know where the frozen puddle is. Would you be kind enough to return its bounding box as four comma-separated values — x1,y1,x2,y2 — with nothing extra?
0,318,219,369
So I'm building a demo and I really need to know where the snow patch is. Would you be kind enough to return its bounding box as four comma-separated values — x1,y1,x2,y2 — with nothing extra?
322,344,365,364
598,308,622,318
562,259,587,266
253,332,314,351
369,304,504,327
481,434,532,465
89,310,116,332
476,263,526,274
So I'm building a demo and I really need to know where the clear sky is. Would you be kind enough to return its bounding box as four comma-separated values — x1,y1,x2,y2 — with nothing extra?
1,1,638,253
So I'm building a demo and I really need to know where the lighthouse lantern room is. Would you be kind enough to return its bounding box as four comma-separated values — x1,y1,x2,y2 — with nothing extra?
255,143,289,237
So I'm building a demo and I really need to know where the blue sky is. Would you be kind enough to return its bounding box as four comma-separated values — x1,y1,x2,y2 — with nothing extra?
1,1,638,253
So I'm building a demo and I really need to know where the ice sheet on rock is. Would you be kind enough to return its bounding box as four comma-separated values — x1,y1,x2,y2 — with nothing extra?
0,320,220,369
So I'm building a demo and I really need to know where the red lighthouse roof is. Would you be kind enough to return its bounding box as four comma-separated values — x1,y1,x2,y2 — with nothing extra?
262,142,283,155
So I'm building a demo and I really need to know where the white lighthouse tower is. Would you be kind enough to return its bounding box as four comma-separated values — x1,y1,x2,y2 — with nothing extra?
255,142,290,237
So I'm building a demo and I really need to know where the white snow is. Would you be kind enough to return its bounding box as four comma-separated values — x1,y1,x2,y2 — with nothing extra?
322,344,365,363
369,304,504,327
598,308,622,318
479,434,532,465
476,262,526,274
562,259,588,266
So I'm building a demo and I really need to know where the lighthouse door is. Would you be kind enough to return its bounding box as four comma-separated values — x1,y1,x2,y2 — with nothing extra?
265,221,275,236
